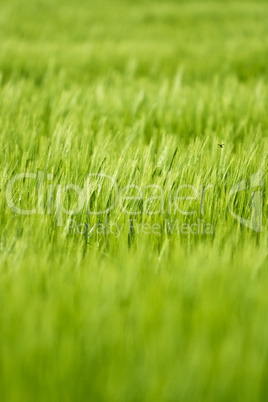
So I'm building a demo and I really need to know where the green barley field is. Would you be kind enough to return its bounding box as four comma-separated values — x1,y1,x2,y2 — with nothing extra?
0,0,268,401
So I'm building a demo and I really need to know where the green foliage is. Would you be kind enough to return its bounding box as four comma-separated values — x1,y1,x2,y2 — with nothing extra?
0,0,267,401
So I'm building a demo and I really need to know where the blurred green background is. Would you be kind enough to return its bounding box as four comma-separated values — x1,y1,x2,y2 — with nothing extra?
0,1,268,402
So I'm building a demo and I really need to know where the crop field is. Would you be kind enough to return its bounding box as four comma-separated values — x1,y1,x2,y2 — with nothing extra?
0,0,268,401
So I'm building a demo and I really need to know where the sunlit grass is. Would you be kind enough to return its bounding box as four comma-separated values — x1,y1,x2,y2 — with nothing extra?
0,0,268,401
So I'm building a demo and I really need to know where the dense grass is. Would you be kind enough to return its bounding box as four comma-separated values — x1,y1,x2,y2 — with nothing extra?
0,0,267,401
